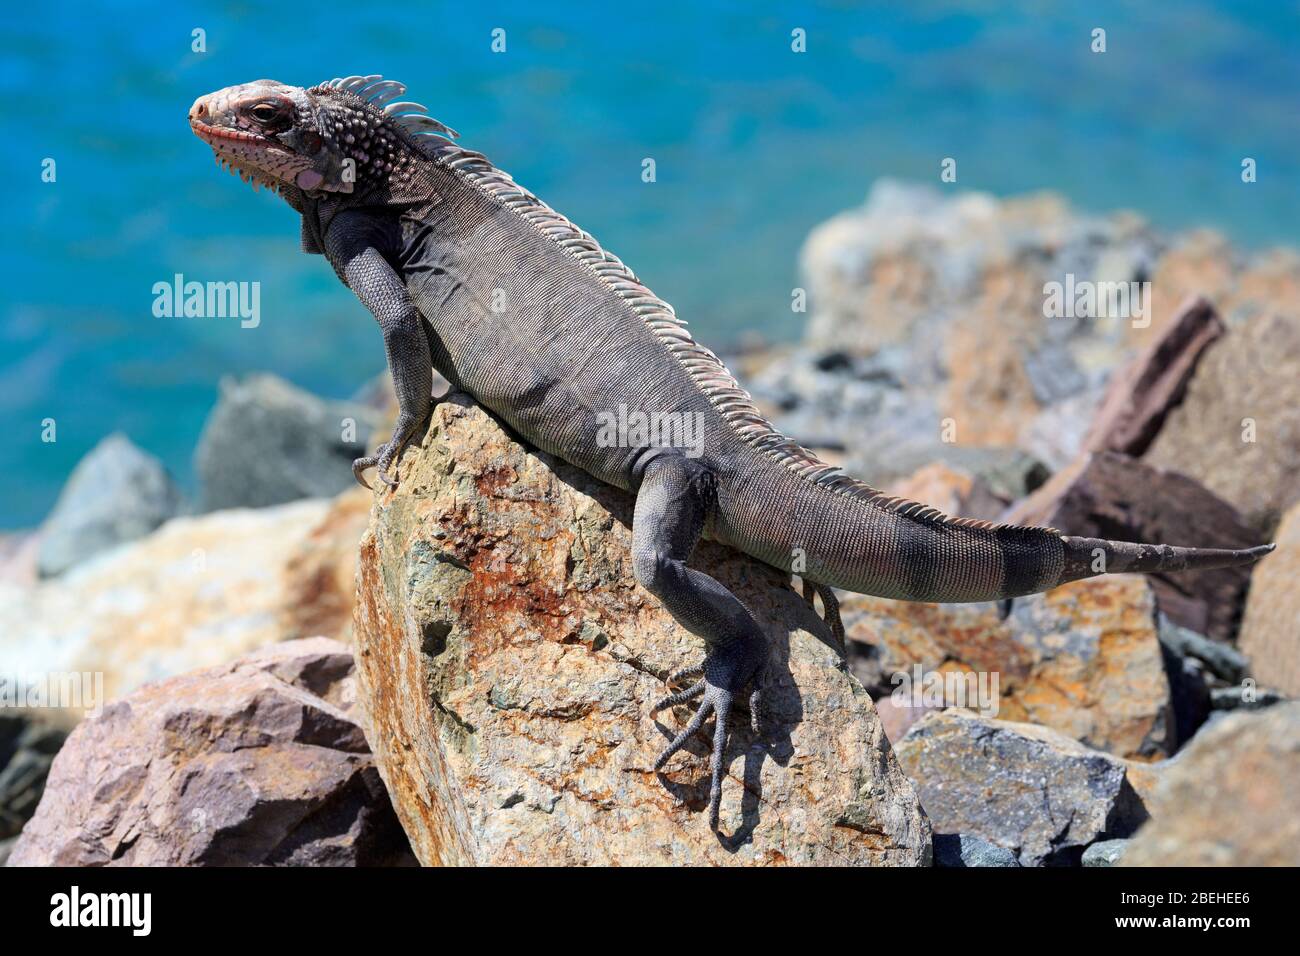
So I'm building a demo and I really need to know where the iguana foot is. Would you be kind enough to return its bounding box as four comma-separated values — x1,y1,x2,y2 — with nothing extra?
352,428,415,490
651,642,765,830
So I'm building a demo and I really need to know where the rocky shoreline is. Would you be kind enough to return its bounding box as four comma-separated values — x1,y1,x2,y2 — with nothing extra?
2,181,1296,866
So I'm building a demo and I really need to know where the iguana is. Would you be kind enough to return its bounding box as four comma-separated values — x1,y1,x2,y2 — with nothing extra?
190,76,1274,830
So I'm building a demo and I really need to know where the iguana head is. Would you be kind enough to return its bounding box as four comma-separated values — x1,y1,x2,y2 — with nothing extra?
189,75,458,199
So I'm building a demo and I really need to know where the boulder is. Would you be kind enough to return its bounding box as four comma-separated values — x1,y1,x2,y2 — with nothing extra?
1238,501,1300,696
799,181,1164,444
843,575,1175,759
1004,451,1265,642
1122,703,1300,866
195,373,384,511
1144,311,1300,535
1081,838,1129,867
1080,296,1224,458
36,433,182,577
933,833,1020,868
352,395,931,866
895,710,1153,866
7,638,415,867
0,495,363,712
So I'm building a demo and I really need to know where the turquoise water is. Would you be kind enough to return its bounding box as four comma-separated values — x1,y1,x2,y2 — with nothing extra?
2,1,1298,527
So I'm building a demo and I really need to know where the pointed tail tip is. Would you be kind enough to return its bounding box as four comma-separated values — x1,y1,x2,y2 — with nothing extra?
1061,536,1277,580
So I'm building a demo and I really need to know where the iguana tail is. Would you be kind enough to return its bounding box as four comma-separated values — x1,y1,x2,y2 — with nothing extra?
1057,536,1275,584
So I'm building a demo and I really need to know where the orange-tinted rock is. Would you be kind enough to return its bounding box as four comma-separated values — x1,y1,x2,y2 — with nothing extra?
352,395,931,866
280,486,372,643
0,497,364,712
1238,502,1300,696
843,575,1174,759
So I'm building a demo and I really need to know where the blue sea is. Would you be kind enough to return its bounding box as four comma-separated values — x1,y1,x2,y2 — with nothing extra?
2,1,1298,528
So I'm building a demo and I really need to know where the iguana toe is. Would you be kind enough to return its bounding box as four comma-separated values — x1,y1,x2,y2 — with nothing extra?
351,455,377,490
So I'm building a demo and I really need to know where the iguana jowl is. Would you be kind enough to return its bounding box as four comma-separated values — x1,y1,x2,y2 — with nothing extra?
190,76,1274,830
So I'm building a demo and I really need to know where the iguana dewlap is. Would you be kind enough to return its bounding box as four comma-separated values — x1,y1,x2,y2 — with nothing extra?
190,76,1274,831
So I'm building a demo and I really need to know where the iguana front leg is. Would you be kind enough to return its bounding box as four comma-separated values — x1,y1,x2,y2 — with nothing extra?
632,454,767,831
324,210,434,489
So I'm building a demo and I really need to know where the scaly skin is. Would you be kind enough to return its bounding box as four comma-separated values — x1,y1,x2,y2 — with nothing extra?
190,75,1274,831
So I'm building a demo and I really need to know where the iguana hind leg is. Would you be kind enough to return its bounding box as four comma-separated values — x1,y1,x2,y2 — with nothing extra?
632,454,767,831
801,579,847,660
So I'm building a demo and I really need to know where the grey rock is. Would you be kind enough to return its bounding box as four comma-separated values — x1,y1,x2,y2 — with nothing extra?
195,373,383,511
1018,385,1108,473
0,714,67,839
1082,838,1129,867
1158,616,1249,684
934,833,1020,868
896,710,1151,866
1209,685,1287,712
36,433,181,577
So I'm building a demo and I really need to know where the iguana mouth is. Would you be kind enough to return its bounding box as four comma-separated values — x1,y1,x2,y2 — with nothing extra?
189,117,288,157
190,117,298,190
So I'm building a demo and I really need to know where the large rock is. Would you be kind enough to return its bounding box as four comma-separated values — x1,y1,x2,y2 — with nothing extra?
36,433,182,577
844,575,1175,758
895,710,1153,866
195,373,383,511
8,638,415,867
0,495,364,711
799,181,1164,444
1122,703,1300,866
1238,501,1300,696
352,395,930,866
1005,451,1265,642
1145,311,1300,534
1080,296,1224,458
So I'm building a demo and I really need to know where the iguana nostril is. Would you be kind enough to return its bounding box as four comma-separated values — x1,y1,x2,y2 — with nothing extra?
189,98,208,122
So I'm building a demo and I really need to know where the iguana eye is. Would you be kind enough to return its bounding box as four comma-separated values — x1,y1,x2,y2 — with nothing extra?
249,103,279,123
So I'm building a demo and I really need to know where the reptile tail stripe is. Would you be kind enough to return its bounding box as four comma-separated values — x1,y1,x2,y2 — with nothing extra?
1058,536,1275,584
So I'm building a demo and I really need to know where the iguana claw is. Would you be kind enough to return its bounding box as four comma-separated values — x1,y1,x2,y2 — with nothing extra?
352,436,405,490
351,456,377,490
651,646,765,831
